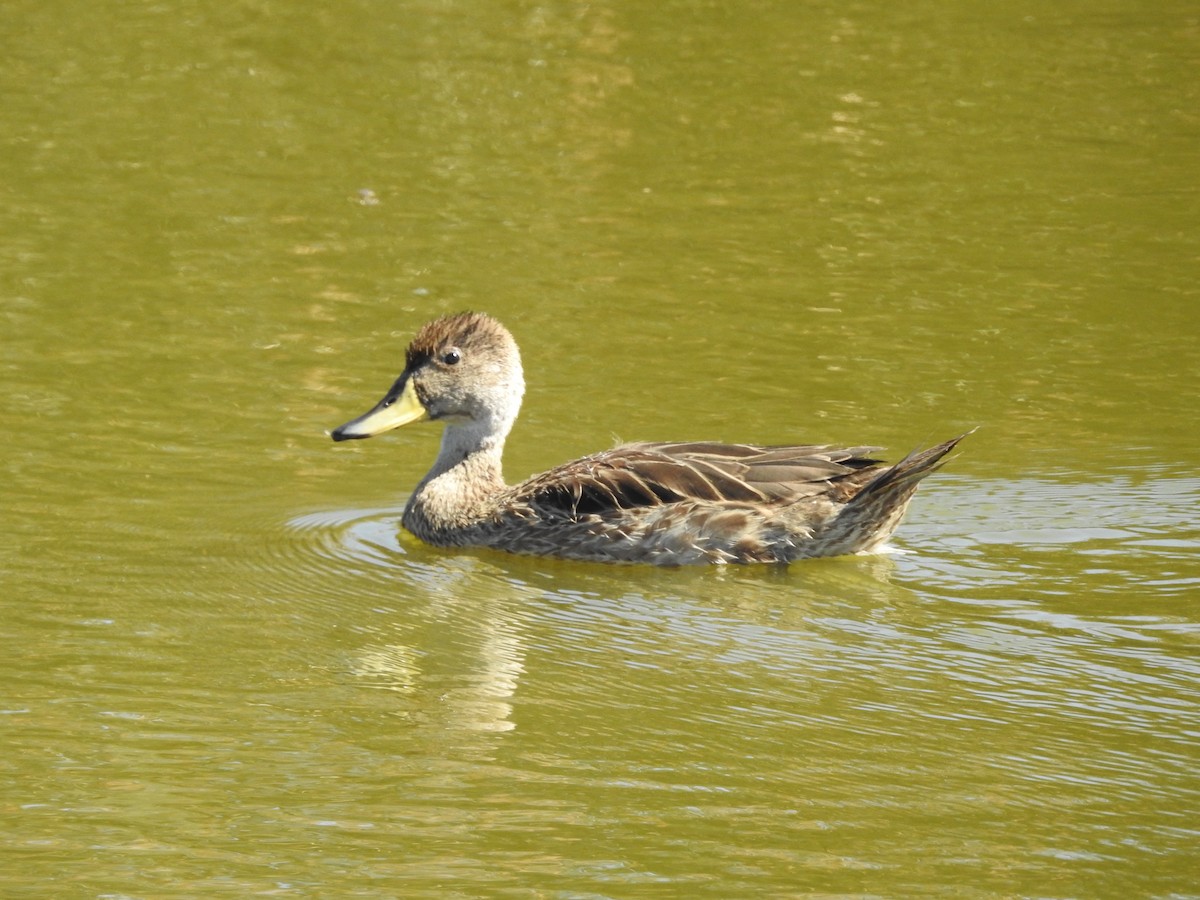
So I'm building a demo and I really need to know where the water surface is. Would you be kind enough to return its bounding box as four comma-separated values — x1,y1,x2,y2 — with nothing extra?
3,0,1198,896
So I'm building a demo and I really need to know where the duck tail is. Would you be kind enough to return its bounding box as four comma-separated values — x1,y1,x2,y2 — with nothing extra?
818,429,973,556
851,429,973,506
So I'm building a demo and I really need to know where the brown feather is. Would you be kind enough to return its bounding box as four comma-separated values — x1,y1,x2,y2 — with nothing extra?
332,311,972,565
515,441,894,516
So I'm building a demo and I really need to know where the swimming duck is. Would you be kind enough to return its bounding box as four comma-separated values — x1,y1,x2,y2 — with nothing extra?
331,312,967,565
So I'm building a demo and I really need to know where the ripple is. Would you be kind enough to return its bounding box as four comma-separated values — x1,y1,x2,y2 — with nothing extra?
287,505,411,574
281,506,542,604
899,473,1200,606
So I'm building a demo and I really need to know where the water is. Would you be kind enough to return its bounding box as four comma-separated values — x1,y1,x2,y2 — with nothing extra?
3,0,1198,896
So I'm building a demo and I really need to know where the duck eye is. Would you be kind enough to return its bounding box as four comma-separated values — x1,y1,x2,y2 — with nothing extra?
441,348,461,366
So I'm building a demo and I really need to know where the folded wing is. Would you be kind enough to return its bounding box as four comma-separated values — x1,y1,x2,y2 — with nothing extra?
515,441,886,517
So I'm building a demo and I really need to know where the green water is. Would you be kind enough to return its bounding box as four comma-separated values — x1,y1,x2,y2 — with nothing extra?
3,0,1198,896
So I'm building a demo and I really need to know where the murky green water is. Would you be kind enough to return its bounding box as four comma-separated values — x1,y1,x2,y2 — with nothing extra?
3,0,1198,896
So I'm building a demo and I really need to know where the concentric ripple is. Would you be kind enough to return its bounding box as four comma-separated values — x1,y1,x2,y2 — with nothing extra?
288,506,411,573
226,505,417,614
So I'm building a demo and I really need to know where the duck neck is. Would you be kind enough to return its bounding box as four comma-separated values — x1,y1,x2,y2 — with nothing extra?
403,421,509,538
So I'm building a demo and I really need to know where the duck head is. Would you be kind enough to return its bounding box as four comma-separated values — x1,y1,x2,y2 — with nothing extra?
331,312,526,447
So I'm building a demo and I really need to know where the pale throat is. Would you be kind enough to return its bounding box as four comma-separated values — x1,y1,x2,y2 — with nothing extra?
433,419,507,481
405,417,511,530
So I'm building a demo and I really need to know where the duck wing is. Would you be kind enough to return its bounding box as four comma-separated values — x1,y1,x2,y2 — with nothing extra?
512,441,886,517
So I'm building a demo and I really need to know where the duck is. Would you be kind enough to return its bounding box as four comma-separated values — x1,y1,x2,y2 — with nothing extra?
331,312,968,565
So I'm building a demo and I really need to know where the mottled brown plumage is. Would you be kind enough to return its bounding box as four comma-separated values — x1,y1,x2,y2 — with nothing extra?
332,312,968,565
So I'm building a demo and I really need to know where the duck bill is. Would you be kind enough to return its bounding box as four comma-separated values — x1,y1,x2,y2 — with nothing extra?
331,375,428,442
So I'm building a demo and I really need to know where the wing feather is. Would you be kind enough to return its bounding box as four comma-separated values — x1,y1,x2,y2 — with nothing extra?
512,441,888,518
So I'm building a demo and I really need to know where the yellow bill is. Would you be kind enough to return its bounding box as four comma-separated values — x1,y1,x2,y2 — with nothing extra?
331,376,428,441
